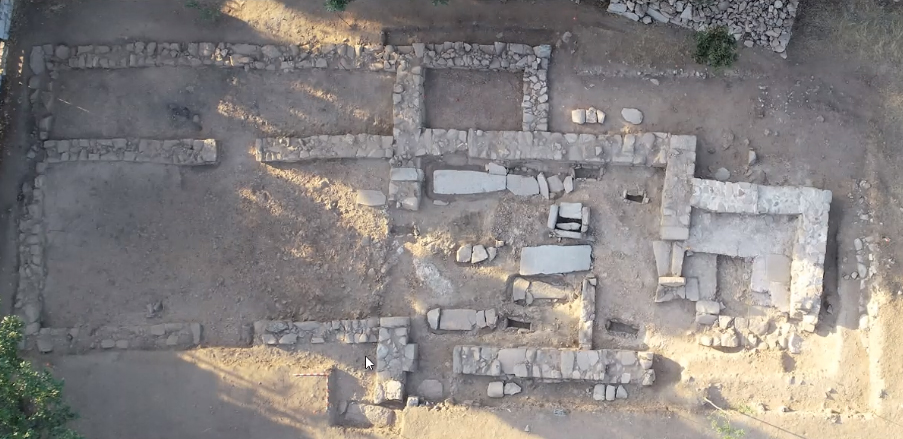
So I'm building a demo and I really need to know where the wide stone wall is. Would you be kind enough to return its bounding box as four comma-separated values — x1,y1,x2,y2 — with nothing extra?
607,0,798,55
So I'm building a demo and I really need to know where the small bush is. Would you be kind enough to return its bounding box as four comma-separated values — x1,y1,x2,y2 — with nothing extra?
325,0,354,11
694,26,738,68
0,313,83,439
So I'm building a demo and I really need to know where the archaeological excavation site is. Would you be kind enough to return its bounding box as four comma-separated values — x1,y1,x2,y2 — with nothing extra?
1,0,902,438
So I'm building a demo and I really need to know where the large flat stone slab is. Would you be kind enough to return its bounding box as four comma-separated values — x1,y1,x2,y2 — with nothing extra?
519,245,592,275
433,170,506,194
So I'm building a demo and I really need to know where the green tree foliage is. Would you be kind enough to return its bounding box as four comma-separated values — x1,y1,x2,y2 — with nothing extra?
694,26,739,68
0,314,83,439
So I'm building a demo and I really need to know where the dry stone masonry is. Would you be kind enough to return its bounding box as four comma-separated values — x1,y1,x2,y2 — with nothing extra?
606,0,799,55
255,135,394,162
29,322,202,354
43,138,218,165
452,346,655,387
426,308,499,331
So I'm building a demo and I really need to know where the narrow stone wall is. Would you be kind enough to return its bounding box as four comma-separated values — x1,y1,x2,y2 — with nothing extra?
28,322,202,354
607,0,798,55
43,138,218,165
255,135,393,162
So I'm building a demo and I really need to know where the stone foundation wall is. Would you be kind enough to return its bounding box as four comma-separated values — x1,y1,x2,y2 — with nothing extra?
257,130,672,166
255,135,394,162
28,322,202,354
43,138,218,165
453,345,655,385
607,0,798,55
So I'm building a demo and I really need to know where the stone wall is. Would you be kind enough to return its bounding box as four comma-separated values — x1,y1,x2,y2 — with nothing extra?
43,138,218,165
452,345,655,386
659,135,697,240
255,135,393,162
27,322,202,354
606,0,798,55
258,130,672,167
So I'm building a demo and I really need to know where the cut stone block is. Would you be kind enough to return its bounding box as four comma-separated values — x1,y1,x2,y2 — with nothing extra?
486,163,507,175
528,281,570,300
696,300,721,315
512,278,530,302
507,174,540,196
652,241,671,277
670,242,685,276
571,109,586,124
504,382,522,395
538,172,550,199
660,226,690,241
547,175,565,193
488,381,505,398
390,168,423,181
593,384,606,401
427,308,440,330
765,253,791,283
356,190,386,206
433,170,506,194
685,277,700,301
456,244,473,263
519,245,592,275
471,245,489,264
439,309,478,331
558,202,583,220
547,205,559,229
658,277,686,287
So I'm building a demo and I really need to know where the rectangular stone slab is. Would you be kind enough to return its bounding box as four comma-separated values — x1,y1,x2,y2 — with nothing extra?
519,245,592,275
433,170,506,194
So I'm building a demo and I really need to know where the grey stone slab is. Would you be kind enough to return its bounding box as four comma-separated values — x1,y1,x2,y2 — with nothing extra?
390,168,422,181
652,241,671,277
519,245,592,275
537,172,550,199
486,163,507,175
683,252,717,301
512,278,530,302
547,205,559,229
670,242,685,276
433,170,506,194
507,174,540,196
439,309,478,331
356,190,386,206
558,202,583,220
547,175,565,193
685,277,700,301
528,281,571,300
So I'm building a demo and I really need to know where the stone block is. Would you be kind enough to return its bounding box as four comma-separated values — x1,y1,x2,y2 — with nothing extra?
488,381,505,398
652,241,671,276
658,277,685,287
456,244,473,263
427,308,440,330
685,277,700,301
528,281,570,300
433,170,506,194
390,168,422,181
558,202,583,220
519,245,592,275
356,190,386,206
439,309,478,331
670,242,685,276
507,174,539,196
512,278,530,302
547,205,559,229
504,382,522,395
593,384,606,401
696,300,721,315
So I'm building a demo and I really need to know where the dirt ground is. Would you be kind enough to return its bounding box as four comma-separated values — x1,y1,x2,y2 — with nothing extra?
3,0,903,437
